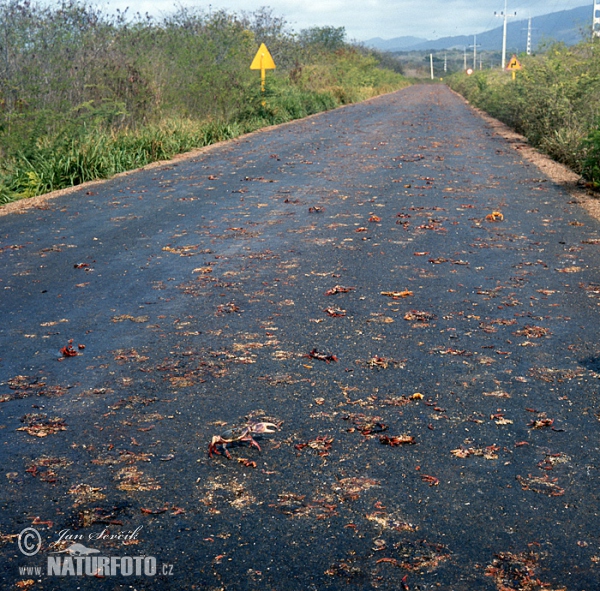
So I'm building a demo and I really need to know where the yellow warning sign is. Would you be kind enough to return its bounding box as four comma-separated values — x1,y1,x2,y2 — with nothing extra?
251,43,276,103
250,43,276,70
506,54,522,71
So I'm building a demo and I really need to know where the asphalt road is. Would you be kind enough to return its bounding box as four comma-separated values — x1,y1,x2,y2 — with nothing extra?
1,84,600,590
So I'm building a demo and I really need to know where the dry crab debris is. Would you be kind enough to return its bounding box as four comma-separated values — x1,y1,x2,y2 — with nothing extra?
323,307,346,317
366,313,394,324
374,539,450,573
483,390,511,398
379,435,416,446
490,412,513,426
485,551,566,591
332,477,379,501
365,507,418,532
528,366,584,383
514,325,551,338
516,474,565,497
538,452,570,471
420,474,440,487
115,466,161,492
361,356,406,370
295,435,334,456
270,493,338,520
305,348,338,363
216,302,241,315
404,310,436,323
111,314,149,323
25,456,72,483
435,347,472,356
113,348,150,363
342,413,388,437
451,444,500,460
17,414,67,437
1,376,69,402
527,413,555,429
200,476,257,510
59,339,81,358
161,244,206,256
324,285,355,296
68,483,106,506
380,290,413,299
208,421,278,459
381,395,412,407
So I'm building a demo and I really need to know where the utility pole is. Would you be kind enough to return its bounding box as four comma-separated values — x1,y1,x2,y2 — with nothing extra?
430,53,434,80
526,17,532,55
471,34,481,70
594,0,600,38
463,46,467,71
495,0,517,70
444,53,447,73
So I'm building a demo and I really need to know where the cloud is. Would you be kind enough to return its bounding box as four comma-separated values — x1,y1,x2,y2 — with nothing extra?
99,0,593,41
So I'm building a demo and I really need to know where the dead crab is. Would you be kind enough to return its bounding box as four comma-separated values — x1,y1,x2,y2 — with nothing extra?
208,422,278,459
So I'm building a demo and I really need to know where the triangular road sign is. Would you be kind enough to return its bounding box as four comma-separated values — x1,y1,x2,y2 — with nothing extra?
506,54,522,71
250,43,276,70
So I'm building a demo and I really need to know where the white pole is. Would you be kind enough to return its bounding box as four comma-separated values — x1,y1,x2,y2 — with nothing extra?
501,0,508,70
495,0,516,70
430,53,434,79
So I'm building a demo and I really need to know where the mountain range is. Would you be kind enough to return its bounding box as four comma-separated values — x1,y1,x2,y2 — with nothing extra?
364,5,592,52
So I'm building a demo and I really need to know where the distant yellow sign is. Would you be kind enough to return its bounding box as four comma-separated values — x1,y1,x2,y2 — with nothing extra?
251,43,276,103
250,43,276,71
506,55,522,71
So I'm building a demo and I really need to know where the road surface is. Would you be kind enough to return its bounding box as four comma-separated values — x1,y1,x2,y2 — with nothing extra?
1,84,599,590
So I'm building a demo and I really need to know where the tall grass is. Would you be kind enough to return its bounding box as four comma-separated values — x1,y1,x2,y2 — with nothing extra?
447,41,600,187
3,119,244,199
0,1,409,204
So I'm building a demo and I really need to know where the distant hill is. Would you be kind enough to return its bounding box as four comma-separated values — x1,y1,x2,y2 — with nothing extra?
364,4,592,52
365,36,427,51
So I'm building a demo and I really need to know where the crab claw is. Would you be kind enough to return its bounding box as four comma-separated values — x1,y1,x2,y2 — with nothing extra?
208,435,231,458
249,422,278,434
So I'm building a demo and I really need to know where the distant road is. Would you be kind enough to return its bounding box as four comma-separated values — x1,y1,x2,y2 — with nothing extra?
1,85,599,590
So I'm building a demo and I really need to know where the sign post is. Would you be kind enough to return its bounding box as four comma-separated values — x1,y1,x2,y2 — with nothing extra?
250,43,276,105
505,54,522,81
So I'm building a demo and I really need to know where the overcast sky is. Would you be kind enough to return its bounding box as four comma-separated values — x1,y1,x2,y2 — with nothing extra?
100,0,593,41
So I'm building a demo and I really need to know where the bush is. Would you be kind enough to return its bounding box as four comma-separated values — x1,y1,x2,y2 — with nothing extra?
582,125,600,188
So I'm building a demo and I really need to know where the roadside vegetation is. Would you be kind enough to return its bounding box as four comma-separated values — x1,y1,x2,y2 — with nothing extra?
0,1,407,204
446,40,600,188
